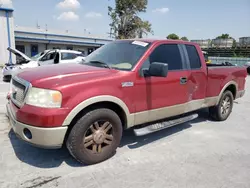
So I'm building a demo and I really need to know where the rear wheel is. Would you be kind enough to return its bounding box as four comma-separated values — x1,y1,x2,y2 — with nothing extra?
209,90,234,121
66,108,122,165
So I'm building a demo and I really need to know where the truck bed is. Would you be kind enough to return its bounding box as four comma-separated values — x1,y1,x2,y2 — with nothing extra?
206,65,247,98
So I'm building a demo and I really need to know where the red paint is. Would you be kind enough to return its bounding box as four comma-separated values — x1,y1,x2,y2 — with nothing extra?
9,40,247,128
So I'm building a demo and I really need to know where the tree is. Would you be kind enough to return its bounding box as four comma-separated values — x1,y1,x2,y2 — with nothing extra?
108,0,153,39
216,34,232,39
216,33,236,48
181,36,189,41
167,33,179,40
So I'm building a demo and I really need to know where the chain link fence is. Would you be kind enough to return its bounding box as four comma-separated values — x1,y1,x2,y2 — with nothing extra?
209,57,250,66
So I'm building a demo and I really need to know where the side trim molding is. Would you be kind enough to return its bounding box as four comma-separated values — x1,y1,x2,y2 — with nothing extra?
62,95,134,127
129,97,218,128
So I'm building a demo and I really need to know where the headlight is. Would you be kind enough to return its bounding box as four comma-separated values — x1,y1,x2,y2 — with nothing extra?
26,87,62,108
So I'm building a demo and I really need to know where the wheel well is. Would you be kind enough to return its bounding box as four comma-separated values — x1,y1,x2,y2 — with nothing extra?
225,84,236,99
63,101,127,144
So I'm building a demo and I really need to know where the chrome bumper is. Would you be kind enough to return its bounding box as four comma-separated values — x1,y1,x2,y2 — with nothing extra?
6,102,68,149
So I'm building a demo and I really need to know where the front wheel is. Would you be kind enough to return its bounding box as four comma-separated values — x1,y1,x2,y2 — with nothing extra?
247,66,250,74
66,108,122,165
209,90,234,121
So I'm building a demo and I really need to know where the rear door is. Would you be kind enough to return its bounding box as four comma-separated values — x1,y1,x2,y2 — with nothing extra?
60,52,78,64
183,44,207,102
134,43,190,124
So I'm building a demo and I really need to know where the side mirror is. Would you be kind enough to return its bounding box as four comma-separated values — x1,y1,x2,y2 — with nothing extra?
144,62,168,77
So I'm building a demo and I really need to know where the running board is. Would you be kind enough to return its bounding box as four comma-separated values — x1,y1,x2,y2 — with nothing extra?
134,113,198,136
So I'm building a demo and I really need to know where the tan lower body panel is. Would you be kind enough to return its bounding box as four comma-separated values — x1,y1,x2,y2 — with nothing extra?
6,102,68,149
128,96,218,128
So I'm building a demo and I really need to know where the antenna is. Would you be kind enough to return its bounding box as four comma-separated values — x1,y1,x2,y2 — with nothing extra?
36,20,40,29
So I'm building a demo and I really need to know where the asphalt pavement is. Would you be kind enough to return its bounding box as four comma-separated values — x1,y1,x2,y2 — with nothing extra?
0,72,250,188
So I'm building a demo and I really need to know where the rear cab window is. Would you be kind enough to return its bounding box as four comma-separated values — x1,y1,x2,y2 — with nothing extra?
185,45,202,69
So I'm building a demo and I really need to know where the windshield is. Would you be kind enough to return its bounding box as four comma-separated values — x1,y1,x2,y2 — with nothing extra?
30,52,43,60
83,40,151,71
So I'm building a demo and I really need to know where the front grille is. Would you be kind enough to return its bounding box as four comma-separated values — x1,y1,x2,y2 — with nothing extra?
10,77,30,107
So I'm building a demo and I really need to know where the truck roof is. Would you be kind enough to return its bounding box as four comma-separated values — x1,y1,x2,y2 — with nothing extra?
55,49,82,54
118,38,199,46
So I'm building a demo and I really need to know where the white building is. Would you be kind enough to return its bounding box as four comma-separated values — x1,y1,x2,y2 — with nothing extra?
0,6,112,66
0,7,16,65
14,26,113,57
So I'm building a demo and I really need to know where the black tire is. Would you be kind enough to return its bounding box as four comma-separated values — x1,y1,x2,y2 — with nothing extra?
3,75,11,82
247,67,250,75
66,108,122,165
209,90,234,121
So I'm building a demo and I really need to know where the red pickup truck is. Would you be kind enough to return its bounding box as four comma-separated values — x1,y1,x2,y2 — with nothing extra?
6,39,247,165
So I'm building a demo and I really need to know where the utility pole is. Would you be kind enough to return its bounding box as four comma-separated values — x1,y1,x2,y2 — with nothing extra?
107,27,114,39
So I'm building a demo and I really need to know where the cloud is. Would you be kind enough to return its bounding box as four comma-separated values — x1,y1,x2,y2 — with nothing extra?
85,12,102,18
152,7,169,14
56,0,80,10
0,0,13,7
57,11,79,21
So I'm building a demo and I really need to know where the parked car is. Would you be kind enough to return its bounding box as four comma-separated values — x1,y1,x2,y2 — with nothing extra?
244,62,250,74
2,48,85,81
2,48,50,81
37,49,85,66
6,39,247,165
202,51,211,64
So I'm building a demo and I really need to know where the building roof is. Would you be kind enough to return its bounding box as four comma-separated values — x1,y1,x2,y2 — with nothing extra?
14,26,112,42
14,26,113,47
0,7,14,12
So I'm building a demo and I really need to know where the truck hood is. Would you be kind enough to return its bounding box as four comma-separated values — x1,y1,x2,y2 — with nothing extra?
16,63,118,85
7,47,31,61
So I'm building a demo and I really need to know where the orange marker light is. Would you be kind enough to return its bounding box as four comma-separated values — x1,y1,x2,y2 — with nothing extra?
52,92,62,103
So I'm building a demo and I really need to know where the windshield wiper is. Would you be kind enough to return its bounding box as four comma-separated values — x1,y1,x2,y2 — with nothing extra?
87,60,111,69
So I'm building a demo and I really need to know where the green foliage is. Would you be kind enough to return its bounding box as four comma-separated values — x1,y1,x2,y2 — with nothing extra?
108,0,153,39
216,34,232,39
232,39,237,48
167,33,179,40
181,36,189,41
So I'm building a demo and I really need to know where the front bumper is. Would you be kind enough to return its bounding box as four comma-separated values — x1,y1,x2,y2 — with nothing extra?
6,101,68,149
2,68,12,76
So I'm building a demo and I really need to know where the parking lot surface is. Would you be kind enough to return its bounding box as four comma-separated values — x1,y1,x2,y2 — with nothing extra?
0,73,250,188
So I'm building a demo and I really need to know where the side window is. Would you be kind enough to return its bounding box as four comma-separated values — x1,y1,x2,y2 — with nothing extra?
142,44,183,71
61,53,77,60
185,45,202,69
40,52,56,61
77,52,85,57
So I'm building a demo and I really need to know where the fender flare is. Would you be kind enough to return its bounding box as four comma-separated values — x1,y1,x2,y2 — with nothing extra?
62,95,134,127
216,81,238,105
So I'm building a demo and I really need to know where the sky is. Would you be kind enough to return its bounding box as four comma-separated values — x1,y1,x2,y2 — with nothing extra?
1,0,250,40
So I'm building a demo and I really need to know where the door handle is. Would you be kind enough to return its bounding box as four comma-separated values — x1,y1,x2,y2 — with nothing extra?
180,77,187,84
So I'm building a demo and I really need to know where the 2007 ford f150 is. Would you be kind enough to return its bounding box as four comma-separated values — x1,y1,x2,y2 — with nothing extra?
6,39,247,165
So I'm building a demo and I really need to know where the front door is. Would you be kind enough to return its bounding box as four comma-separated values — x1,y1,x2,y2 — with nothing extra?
134,43,190,125
38,50,57,66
